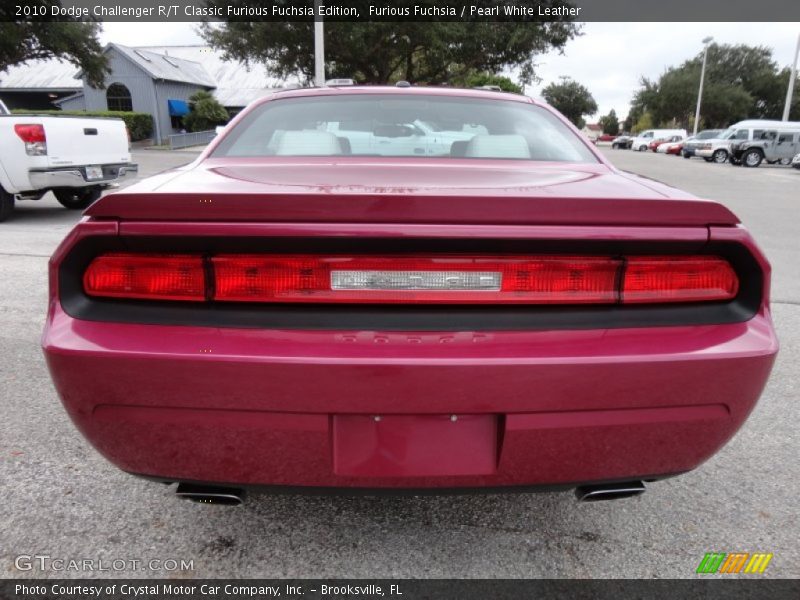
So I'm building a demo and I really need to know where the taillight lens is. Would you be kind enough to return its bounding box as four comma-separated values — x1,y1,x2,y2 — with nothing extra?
83,254,205,301
14,124,47,156
81,253,740,306
623,256,739,303
211,255,621,304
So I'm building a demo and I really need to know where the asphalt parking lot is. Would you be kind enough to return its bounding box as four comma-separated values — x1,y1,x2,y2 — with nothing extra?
1,148,797,579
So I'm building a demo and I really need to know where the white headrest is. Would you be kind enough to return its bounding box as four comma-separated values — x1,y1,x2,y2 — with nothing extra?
275,130,343,155
464,134,531,159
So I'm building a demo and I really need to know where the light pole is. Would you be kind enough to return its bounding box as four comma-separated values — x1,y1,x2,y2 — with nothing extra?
693,36,713,136
314,0,325,86
782,32,800,121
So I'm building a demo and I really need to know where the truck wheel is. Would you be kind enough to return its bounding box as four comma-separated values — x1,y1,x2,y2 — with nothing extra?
0,187,14,222
742,149,763,168
712,149,728,164
54,187,103,210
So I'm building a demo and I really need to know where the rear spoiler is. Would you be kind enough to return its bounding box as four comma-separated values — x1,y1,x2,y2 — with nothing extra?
85,192,740,227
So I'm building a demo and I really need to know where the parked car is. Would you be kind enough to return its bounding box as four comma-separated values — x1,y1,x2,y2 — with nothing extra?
681,130,723,159
695,120,800,164
730,128,800,167
630,129,688,152
652,135,684,152
793,152,800,169
597,133,617,142
611,134,634,149
42,87,777,504
661,139,687,155
0,99,137,221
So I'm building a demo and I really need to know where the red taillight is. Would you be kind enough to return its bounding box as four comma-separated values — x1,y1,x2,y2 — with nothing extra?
14,124,47,156
211,255,621,304
623,256,739,303
83,254,205,301
14,123,46,143
81,253,740,306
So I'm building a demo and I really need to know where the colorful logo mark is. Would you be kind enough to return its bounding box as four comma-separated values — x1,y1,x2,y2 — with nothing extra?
697,552,773,574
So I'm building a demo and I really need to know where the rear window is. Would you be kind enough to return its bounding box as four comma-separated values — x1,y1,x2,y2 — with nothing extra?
212,94,598,163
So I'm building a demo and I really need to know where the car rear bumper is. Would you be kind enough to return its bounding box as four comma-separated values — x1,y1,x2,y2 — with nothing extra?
28,163,138,189
42,304,777,489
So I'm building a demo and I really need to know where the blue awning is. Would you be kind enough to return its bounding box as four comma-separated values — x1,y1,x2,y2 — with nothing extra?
168,99,189,116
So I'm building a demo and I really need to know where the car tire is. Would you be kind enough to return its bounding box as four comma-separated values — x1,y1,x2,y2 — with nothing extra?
54,186,103,210
639,145,648,152
712,149,728,164
778,158,792,166
0,187,14,222
742,149,763,168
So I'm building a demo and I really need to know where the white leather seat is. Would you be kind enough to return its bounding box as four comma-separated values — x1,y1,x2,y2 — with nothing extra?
464,134,531,159
274,131,344,155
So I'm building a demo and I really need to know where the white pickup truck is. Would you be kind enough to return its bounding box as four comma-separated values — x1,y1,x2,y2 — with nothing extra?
0,99,138,221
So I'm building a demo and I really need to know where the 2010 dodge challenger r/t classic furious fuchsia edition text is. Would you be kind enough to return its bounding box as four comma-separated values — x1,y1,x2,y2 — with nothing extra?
42,86,777,505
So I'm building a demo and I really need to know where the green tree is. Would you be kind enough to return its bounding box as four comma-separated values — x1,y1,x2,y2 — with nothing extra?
632,112,654,133
541,77,598,126
456,72,523,93
201,7,579,86
622,113,634,132
0,5,108,88
628,43,794,129
598,109,620,135
182,91,229,132
775,67,800,120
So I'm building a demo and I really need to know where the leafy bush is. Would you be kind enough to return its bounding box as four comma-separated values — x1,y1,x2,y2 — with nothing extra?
182,91,229,132
457,72,523,94
632,112,654,134
11,109,153,141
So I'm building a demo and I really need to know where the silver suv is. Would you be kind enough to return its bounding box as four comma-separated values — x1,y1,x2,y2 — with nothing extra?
731,129,800,167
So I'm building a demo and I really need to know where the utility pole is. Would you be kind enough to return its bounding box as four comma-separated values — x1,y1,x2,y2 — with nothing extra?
782,32,800,121
314,0,325,86
693,36,713,136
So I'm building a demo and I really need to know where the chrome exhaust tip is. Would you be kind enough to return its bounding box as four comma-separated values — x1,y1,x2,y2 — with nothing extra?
175,483,244,505
575,481,645,502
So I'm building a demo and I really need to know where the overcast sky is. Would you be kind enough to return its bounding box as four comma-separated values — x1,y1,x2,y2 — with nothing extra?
101,22,800,120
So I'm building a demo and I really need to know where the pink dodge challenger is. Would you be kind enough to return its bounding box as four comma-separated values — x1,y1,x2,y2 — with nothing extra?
42,87,777,504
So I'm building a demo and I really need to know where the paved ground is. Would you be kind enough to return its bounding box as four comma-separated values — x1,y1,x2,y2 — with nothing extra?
1,149,797,579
